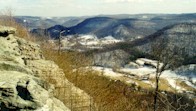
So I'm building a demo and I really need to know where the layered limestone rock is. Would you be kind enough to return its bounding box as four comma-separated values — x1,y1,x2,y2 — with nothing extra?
0,26,91,111
0,71,69,111
0,26,70,111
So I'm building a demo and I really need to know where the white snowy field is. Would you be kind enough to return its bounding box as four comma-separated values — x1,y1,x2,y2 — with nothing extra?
91,59,196,93
60,34,123,49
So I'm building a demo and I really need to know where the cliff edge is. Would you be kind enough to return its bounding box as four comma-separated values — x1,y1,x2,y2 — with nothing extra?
0,26,71,111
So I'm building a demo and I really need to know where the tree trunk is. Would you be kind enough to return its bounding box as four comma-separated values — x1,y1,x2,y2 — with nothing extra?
154,76,159,111
154,61,160,111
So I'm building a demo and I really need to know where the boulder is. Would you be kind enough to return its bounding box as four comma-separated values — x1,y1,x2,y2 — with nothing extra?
0,71,70,111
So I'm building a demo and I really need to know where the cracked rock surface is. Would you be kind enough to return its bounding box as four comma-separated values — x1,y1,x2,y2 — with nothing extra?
0,26,70,111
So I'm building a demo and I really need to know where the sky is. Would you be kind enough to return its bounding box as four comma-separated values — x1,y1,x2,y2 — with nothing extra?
0,0,196,17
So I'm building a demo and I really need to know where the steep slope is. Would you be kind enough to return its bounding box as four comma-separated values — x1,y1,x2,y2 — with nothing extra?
99,23,196,57
70,17,116,34
95,19,155,40
69,17,155,39
138,23,196,57
46,25,69,39
62,17,87,27
0,26,92,110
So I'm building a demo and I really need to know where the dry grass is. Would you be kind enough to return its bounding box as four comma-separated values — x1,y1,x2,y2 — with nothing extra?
42,43,195,110
133,79,153,89
0,9,35,41
41,46,161,111
72,73,155,111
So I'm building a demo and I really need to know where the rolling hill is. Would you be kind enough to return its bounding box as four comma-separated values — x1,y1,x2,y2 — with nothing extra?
30,13,196,40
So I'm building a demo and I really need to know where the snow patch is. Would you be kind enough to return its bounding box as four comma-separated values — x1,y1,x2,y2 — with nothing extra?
79,35,97,40
60,34,123,49
184,81,196,89
92,66,122,77
142,80,155,87
126,80,138,86
120,67,155,76
90,58,196,92
166,79,185,92
162,70,196,84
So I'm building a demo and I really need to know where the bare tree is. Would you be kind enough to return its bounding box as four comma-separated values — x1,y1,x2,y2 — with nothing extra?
58,30,66,54
151,37,184,111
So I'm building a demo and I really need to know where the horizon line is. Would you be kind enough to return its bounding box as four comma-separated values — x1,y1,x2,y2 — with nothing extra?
14,12,196,18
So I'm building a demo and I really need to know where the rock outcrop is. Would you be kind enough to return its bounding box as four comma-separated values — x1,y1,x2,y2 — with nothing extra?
0,26,70,111
0,71,69,111
0,26,91,111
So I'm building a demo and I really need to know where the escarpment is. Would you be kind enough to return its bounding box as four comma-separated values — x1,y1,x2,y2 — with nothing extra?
0,26,92,111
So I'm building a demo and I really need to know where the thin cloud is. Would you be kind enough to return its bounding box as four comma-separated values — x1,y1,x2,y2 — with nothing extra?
101,0,163,3
0,0,195,17
0,0,74,9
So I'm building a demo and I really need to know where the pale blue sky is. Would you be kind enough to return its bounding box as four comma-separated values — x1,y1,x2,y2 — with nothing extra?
0,0,196,17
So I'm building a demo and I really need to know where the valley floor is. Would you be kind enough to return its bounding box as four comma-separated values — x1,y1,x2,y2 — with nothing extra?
92,65,196,97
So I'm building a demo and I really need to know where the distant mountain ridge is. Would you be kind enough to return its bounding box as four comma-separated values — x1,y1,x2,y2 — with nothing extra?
31,17,156,40
29,13,196,40
69,17,155,39
141,23,196,58
31,25,70,39
97,23,196,63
